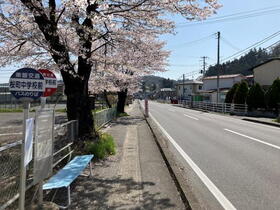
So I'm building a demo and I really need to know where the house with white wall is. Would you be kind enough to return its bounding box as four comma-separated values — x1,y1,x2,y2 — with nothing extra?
201,74,245,103
252,58,280,89
202,74,245,90
176,80,203,100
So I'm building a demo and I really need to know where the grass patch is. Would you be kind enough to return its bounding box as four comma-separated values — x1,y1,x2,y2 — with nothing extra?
0,108,23,113
85,133,116,159
117,112,129,117
273,118,280,123
55,108,67,113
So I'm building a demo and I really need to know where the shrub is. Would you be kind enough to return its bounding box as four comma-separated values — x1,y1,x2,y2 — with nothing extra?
233,81,248,104
117,112,129,117
225,83,239,104
85,133,116,159
265,78,280,110
246,83,265,110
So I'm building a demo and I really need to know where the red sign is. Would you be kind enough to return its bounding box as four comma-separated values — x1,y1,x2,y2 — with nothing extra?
38,69,57,97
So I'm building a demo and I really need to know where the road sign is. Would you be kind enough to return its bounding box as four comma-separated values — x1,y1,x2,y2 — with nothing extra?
9,68,45,100
38,69,57,97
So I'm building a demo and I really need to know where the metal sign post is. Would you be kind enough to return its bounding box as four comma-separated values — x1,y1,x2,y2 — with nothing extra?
37,69,57,204
40,97,47,109
19,101,30,210
9,68,45,210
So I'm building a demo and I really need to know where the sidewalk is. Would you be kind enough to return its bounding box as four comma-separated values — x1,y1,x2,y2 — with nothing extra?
69,102,185,209
241,116,280,127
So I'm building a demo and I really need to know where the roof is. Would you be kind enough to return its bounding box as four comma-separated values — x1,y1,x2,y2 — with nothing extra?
200,88,230,93
250,58,280,70
176,80,203,85
246,75,254,78
203,74,244,80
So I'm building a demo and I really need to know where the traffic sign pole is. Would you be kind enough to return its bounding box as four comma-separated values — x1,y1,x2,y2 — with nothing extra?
19,101,30,210
41,97,46,109
9,68,46,210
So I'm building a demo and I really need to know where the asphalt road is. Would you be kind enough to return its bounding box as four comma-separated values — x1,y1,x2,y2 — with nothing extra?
147,101,280,210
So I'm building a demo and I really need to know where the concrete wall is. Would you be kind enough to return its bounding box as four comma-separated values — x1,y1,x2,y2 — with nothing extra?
254,60,280,86
203,76,243,90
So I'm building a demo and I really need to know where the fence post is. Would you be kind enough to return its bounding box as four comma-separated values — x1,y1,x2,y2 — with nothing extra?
144,99,149,117
19,101,30,210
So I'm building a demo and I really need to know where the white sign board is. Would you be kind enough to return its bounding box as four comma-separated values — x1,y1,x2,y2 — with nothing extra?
24,118,34,166
33,109,54,184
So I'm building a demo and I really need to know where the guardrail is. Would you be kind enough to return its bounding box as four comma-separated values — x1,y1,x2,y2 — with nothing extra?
178,100,248,115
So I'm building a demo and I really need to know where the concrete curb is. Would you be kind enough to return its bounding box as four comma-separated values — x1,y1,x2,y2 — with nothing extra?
242,118,280,128
138,101,212,210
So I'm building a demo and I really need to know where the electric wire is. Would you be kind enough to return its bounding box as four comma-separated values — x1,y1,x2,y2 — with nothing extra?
177,6,280,27
221,30,280,62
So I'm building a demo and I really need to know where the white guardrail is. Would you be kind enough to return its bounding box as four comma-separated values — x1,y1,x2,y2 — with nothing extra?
178,100,248,115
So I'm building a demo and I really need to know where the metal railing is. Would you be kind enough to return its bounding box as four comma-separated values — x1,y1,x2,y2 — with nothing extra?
94,107,117,129
0,107,117,209
178,100,248,115
0,120,78,209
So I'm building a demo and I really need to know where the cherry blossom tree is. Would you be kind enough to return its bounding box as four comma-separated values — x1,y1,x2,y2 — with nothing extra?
0,0,220,137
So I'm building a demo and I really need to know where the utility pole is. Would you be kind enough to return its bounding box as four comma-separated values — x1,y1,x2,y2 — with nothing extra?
182,74,185,100
216,31,221,103
201,56,208,76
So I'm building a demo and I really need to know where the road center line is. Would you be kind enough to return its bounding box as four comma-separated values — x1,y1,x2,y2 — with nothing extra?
224,129,280,150
150,112,236,210
184,114,199,121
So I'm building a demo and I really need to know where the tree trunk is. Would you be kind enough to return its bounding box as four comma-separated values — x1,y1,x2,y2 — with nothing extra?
104,90,112,108
117,89,128,113
61,71,95,138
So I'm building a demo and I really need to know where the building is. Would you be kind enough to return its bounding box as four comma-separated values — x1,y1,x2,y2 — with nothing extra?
252,58,280,89
202,74,245,91
176,80,203,100
199,89,229,103
245,75,254,87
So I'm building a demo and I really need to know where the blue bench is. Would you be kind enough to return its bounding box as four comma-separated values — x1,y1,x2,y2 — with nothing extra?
43,155,94,209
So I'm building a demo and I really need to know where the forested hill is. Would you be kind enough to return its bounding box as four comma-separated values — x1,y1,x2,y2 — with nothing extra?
205,45,280,76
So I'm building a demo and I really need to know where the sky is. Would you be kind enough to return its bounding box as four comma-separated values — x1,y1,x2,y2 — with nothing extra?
157,0,280,80
1,0,280,83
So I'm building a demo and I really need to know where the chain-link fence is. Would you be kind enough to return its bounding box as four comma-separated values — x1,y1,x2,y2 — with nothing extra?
0,119,78,209
94,107,117,129
0,106,116,209
0,141,21,209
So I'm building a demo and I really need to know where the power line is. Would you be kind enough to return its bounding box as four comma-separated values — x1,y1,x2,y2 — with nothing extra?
169,64,199,67
177,6,280,28
221,37,240,51
168,34,215,48
221,30,280,62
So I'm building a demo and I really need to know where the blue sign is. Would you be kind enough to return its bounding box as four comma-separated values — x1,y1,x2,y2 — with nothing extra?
9,68,45,100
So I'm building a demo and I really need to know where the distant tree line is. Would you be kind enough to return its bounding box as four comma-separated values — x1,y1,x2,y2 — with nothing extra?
225,78,280,113
206,44,280,77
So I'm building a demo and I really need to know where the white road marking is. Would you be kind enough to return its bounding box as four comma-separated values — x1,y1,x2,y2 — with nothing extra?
168,109,175,112
224,129,280,150
184,114,199,121
0,133,22,136
150,112,237,210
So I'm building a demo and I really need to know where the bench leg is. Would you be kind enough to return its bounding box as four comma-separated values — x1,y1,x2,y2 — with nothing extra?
67,186,71,207
89,162,93,177
56,186,71,209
